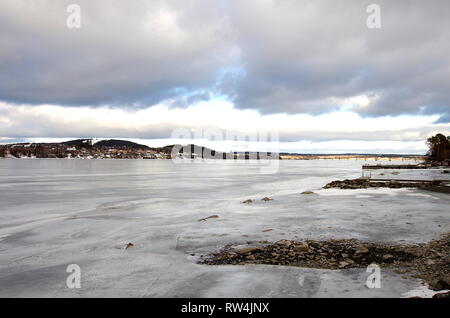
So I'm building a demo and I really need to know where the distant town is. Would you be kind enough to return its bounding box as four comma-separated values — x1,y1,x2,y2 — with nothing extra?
0,138,427,161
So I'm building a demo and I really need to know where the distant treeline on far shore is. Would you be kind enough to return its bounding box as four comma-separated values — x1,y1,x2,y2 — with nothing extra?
0,138,426,160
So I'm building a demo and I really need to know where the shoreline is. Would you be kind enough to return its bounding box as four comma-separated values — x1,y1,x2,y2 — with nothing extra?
195,172,450,297
198,233,450,295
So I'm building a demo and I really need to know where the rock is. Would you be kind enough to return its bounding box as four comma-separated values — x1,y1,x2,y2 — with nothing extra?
293,242,309,252
341,253,348,258
261,197,273,201
394,269,407,274
392,171,400,175
198,215,219,221
235,247,260,254
441,170,449,174
355,246,369,254
124,242,134,249
426,259,435,265
275,240,292,247
262,229,273,232
323,177,430,190
242,199,253,204
432,279,450,291
259,240,269,244
301,191,315,194
432,291,450,298
383,254,394,260
430,249,445,257
339,261,349,268
323,178,371,189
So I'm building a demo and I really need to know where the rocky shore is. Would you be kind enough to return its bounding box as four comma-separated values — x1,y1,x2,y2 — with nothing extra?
323,178,447,189
199,233,450,293
196,167,450,296
362,164,427,169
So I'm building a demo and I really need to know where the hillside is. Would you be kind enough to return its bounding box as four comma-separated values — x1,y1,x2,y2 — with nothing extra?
94,139,150,150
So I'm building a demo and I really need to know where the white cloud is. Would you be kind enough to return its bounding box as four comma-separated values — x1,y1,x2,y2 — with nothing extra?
1,100,448,153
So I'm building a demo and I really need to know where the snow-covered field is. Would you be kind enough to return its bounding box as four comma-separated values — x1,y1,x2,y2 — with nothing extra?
0,159,448,297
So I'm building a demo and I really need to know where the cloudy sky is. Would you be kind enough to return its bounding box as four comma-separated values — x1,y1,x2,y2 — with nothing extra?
0,0,449,153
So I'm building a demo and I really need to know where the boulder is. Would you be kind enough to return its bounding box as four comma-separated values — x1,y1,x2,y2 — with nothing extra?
355,246,369,255
198,215,219,221
293,242,309,252
275,240,292,247
339,261,349,268
235,247,260,254
124,242,134,249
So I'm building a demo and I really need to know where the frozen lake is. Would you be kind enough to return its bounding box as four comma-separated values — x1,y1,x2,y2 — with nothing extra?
0,159,448,297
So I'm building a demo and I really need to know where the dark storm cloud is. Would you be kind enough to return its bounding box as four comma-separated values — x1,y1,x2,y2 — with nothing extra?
228,0,450,120
0,0,238,106
0,0,449,120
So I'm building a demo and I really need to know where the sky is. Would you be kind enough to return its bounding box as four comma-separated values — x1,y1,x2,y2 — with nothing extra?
0,0,449,153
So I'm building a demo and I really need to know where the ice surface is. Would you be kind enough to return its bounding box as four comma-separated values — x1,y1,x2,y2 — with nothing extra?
0,159,448,297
